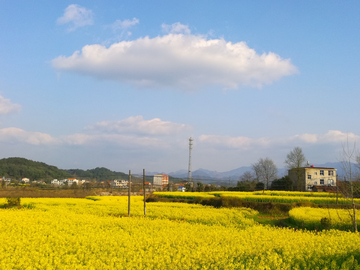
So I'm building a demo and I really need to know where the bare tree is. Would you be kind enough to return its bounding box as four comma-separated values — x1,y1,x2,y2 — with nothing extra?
285,146,306,191
285,147,306,169
339,139,359,232
253,158,278,191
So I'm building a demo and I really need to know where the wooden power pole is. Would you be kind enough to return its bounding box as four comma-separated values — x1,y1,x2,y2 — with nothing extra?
128,170,131,217
143,169,146,217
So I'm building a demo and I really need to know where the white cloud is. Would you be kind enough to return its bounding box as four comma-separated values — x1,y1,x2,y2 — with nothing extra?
0,128,58,145
293,130,360,144
0,95,21,115
0,127,166,149
0,116,188,148
111,18,139,31
52,31,298,91
62,133,165,148
57,4,93,31
198,135,270,150
199,130,360,150
85,116,192,135
162,22,191,34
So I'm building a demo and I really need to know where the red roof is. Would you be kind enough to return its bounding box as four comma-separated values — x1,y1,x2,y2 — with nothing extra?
292,167,336,170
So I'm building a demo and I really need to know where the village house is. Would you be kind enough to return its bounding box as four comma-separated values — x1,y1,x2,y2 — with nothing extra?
21,178,30,184
1,177,11,184
51,178,79,186
153,174,169,190
67,178,79,185
144,181,154,192
111,179,128,188
288,165,337,191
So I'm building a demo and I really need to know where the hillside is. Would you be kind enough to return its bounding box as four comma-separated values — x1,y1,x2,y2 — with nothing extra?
0,158,130,182
65,167,128,181
0,157,72,181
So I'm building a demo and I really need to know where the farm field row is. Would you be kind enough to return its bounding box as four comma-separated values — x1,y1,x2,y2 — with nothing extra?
289,207,360,231
0,196,360,269
154,191,356,205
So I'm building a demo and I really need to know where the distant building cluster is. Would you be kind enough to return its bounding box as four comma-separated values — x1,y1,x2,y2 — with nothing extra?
51,178,90,186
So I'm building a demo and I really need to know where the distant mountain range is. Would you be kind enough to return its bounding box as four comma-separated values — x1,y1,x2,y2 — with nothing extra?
167,162,357,181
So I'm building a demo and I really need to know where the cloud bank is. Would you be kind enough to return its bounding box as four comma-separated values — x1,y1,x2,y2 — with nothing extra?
0,95,21,115
0,116,188,148
85,116,192,135
57,4,93,31
52,31,298,91
0,128,58,145
199,130,360,150
0,124,358,171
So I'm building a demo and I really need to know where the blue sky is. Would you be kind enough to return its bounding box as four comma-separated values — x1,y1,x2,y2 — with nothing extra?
0,1,359,174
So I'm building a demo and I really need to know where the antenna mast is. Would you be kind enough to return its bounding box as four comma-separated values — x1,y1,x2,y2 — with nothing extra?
188,137,193,186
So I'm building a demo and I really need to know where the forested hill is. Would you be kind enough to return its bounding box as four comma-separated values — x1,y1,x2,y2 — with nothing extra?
0,157,129,182
65,167,128,181
0,157,72,180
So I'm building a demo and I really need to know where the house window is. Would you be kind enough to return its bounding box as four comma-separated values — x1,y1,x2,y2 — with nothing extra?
328,170,334,176
320,179,324,185
314,181,317,185
315,172,317,175
307,185,312,190
307,175,312,180
320,170,324,176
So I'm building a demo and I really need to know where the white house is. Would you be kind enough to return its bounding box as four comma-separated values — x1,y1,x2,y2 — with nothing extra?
111,179,128,188
178,186,186,192
51,178,79,186
21,178,30,183
67,178,79,185
1,177,11,184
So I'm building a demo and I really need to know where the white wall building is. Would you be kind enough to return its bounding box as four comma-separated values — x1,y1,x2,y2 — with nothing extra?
21,178,30,183
153,174,169,190
111,179,128,188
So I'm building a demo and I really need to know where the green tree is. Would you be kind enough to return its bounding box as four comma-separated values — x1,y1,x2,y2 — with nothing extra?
184,182,192,192
270,176,293,191
236,180,256,191
196,182,204,192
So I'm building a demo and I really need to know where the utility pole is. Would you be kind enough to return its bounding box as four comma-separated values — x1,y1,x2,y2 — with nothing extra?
128,170,131,217
143,169,146,217
351,182,357,232
336,174,338,205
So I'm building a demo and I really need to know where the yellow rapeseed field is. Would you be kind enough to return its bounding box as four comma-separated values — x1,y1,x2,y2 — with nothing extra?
156,191,356,205
0,196,359,269
289,207,360,231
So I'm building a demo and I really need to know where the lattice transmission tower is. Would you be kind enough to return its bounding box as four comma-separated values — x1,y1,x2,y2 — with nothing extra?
188,137,193,187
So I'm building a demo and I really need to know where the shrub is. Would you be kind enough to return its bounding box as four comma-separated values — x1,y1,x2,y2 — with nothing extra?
85,196,100,201
320,217,331,230
6,197,21,208
200,197,223,208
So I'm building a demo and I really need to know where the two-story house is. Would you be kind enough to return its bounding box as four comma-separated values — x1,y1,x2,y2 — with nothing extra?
288,165,337,191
